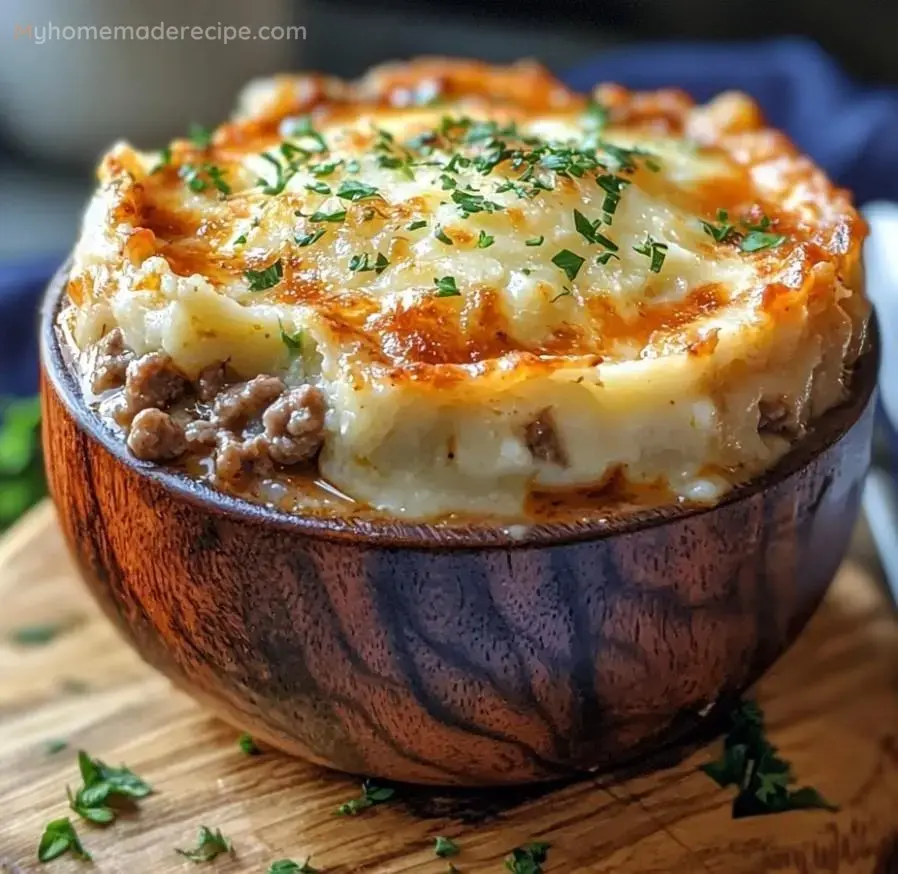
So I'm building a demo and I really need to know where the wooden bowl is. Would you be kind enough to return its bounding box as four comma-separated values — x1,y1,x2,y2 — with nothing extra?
40,266,879,786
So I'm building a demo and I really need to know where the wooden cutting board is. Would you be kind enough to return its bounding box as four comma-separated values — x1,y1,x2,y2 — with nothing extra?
1,503,897,874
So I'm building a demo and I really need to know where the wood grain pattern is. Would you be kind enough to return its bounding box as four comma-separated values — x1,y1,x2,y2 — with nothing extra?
1,504,897,873
39,275,879,783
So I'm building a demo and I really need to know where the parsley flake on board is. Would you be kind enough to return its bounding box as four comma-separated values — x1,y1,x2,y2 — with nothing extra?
505,841,550,874
551,249,585,282
296,228,326,247
434,836,460,858
176,826,233,863
633,234,669,273
37,817,91,863
245,260,284,291
268,860,318,873
700,700,838,818
336,179,380,202
238,732,260,755
336,780,396,816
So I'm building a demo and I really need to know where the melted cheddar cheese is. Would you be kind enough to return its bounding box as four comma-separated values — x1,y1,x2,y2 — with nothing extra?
64,59,870,519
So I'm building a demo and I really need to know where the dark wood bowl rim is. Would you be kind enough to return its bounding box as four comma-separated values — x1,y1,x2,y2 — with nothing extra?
40,260,880,549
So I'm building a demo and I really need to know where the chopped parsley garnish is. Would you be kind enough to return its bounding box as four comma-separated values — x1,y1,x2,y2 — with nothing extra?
434,225,454,245
434,836,460,858
268,860,318,873
633,234,669,273
150,146,172,174
295,228,325,247
451,189,503,216
583,100,609,132
434,276,460,297
176,826,233,863
476,230,495,249
336,781,396,816
525,236,544,246
336,180,380,202
349,252,390,274
309,160,340,177
244,260,284,291
551,249,585,282
308,207,346,223
238,732,260,755
188,123,213,149
701,208,737,243
304,181,331,195
37,817,91,862
701,700,837,818
258,151,296,195
283,115,328,152
740,229,787,252
595,173,631,217
9,622,65,646
406,220,427,231
505,841,550,874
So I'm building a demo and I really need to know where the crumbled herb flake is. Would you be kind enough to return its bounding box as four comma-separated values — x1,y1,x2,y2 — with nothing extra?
336,180,380,202
434,276,460,297
244,260,284,291
633,234,669,273
551,249,585,282
150,146,172,174
336,781,396,816
37,817,90,863
238,732,260,755
295,228,326,247
701,208,736,243
700,700,837,819
504,841,550,874
740,231,787,253
308,207,346,223
188,123,213,149
434,836,460,858
434,225,454,245
176,826,232,863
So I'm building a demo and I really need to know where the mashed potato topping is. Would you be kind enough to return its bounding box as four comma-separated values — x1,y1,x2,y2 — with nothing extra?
63,59,870,519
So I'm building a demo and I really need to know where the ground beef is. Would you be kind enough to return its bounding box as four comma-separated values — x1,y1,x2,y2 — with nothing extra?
524,409,568,466
212,375,286,429
121,352,188,420
184,419,219,448
127,408,187,461
196,361,231,403
262,385,326,465
213,433,268,482
89,328,134,394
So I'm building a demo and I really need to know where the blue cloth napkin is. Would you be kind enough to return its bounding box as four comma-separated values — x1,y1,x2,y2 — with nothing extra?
4,37,898,398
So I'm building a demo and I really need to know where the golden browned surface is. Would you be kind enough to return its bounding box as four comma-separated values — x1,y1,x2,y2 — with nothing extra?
1,504,896,872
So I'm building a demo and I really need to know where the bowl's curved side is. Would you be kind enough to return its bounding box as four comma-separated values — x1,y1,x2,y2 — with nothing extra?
41,344,876,783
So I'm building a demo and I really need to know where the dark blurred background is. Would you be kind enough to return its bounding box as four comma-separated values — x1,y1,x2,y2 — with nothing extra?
3,0,898,261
